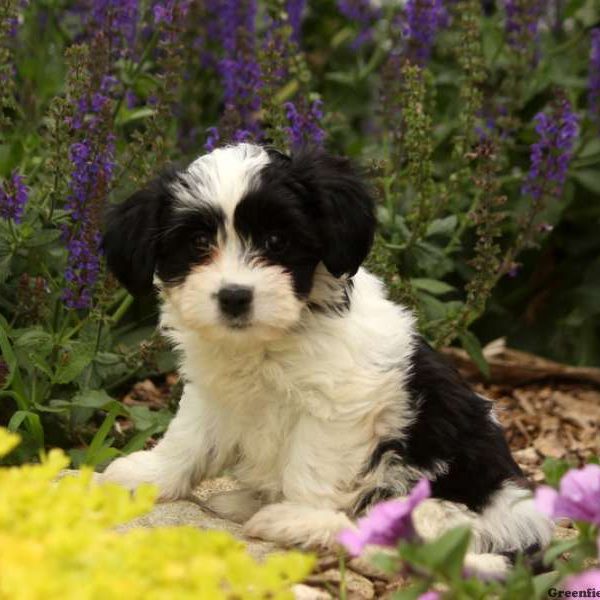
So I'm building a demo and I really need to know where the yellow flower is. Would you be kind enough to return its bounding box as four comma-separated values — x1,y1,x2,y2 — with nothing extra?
0,428,19,458
0,428,314,599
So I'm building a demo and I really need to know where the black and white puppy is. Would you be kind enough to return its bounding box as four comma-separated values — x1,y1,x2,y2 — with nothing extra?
102,143,552,574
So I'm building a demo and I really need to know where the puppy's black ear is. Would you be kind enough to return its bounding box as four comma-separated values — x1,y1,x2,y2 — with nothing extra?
292,150,376,278
103,178,170,296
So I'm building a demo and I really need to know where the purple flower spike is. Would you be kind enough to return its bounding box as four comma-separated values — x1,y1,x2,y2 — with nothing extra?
205,0,262,147
522,95,579,201
535,464,600,526
284,99,325,149
286,0,306,43
589,29,600,128
336,0,382,48
404,0,447,66
503,0,544,61
0,170,29,223
88,0,139,59
152,0,190,26
338,478,431,556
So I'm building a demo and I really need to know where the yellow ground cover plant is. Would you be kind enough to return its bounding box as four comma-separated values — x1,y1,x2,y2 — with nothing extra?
0,429,314,599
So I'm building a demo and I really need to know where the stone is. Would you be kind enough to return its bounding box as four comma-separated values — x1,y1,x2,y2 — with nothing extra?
292,584,333,599
117,497,278,561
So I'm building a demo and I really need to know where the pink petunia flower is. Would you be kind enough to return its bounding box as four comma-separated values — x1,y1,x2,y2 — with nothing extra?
338,478,431,556
562,569,600,592
418,592,441,600
535,464,600,525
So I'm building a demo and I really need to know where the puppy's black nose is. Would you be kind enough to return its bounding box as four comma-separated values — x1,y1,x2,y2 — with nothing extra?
218,285,253,318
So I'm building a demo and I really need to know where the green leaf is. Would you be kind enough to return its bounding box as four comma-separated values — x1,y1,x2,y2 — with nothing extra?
418,526,472,581
541,457,571,488
369,551,402,575
8,410,44,449
0,316,17,390
115,106,156,126
410,242,454,279
543,538,581,565
417,292,449,321
27,353,53,379
83,404,120,467
411,278,456,296
426,215,457,238
459,331,490,378
120,425,163,455
23,229,61,248
14,328,53,357
0,252,12,283
532,571,561,598
69,389,116,409
53,343,95,384
564,0,586,18
128,405,172,432
572,170,600,195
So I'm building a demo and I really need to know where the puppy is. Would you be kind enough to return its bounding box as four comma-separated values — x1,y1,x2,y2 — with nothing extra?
102,143,552,575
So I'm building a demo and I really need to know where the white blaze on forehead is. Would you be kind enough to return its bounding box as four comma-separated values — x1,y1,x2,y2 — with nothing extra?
171,143,270,220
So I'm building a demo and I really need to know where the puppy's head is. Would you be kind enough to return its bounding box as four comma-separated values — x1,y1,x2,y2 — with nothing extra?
103,144,375,342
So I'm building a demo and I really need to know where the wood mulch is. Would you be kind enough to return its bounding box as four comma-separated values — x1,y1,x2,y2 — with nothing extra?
443,342,600,481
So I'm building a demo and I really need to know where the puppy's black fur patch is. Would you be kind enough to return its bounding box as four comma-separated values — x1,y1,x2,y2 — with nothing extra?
103,170,176,296
234,148,376,299
156,203,226,287
365,339,522,512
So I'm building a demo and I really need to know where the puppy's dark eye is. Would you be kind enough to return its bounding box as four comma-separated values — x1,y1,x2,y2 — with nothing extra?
264,233,287,253
193,232,212,249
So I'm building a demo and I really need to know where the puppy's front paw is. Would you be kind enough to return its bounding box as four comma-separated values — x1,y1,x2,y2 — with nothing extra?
100,450,190,501
243,503,352,550
464,553,511,580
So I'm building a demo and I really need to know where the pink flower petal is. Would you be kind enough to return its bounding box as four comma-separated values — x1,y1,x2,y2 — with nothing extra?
534,486,559,519
562,569,600,591
338,528,366,556
409,478,431,507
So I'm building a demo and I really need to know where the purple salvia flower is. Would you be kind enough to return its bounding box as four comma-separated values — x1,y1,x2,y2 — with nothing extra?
522,95,579,201
63,136,114,309
404,0,447,66
152,0,191,29
206,0,262,146
286,0,306,43
336,0,382,48
81,0,139,59
338,478,431,556
284,99,326,149
204,126,220,151
535,464,600,526
503,0,544,61
63,75,115,309
589,29,600,129
0,171,29,223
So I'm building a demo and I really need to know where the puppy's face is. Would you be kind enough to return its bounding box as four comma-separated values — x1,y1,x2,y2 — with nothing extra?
104,144,375,343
